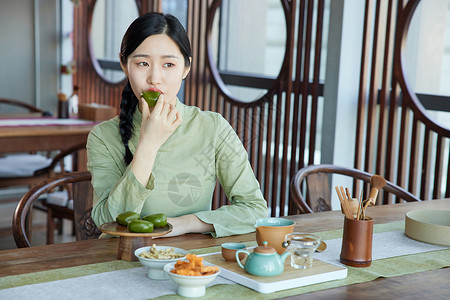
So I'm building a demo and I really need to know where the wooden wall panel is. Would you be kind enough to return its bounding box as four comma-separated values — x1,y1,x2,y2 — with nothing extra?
186,0,326,216
354,0,450,201
73,0,158,114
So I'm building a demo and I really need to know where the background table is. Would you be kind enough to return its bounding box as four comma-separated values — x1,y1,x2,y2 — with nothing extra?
0,118,95,175
0,118,95,154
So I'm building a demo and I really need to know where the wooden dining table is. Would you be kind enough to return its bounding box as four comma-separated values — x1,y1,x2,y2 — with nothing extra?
0,118,96,174
0,118,95,154
0,199,448,298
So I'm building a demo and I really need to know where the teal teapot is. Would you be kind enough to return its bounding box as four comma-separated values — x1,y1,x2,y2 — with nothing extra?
236,241,290,276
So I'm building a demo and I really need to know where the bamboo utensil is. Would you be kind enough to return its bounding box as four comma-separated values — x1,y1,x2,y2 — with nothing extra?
336,175,386,220
362,200,370,220
345,188,352,200
356,189,363,220
335,186,353,219
341,187,360,218
344,188,359,217
361,175,387,220
316,241,327,252
347,198,359,219
340,186,353,219
367,175,386,205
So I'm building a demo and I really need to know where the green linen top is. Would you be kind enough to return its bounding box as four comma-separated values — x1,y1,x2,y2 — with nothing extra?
86,100,268,237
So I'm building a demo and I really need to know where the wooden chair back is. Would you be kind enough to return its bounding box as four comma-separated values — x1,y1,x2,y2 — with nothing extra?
72,174,100,241
12,171,100,247
290,164,421,214
0,97,51,116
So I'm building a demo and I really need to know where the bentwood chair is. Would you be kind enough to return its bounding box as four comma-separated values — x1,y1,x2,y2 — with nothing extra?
1,143,88,244
0,97,52,117
290,164,421,214
0,98,55,189
0,142,87,189
12,171,101,248
0,97,56,190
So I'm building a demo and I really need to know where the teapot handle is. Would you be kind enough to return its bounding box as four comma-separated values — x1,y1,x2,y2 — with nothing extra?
235,249,250,268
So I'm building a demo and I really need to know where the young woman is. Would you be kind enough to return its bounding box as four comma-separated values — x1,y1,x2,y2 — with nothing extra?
87,12,268,237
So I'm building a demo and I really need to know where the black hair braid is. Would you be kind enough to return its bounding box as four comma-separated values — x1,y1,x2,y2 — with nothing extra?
119,82,138,165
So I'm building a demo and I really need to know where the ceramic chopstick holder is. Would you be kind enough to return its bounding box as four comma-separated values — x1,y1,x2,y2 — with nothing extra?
340,216,374,267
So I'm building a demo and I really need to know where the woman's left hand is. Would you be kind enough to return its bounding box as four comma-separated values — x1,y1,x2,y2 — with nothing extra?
157,214,214,237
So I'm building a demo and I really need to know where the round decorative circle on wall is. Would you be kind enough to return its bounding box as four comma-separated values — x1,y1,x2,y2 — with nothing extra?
89,0,139,84
206,0,289,104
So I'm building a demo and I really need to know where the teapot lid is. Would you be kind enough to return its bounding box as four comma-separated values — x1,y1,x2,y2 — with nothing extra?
254,241,276,254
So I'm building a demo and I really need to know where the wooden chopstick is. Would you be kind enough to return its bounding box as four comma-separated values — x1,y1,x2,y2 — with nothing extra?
334,186,345,214
356,189,363,220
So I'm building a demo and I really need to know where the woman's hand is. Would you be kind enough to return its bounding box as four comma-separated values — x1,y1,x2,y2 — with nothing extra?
159,214,214,238
131,95,182,186
139,94,182,149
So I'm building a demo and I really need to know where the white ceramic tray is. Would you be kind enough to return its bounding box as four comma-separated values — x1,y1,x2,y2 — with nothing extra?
203,252,347,294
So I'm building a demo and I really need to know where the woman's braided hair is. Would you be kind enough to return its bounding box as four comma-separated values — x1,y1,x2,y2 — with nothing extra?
118,13,192,165
119,82,137,164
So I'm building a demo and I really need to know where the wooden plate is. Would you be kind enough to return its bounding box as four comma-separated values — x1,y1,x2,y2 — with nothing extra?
99,221,173,261
99,221,173,237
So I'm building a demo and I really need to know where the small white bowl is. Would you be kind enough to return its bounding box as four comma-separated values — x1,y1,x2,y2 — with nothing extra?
134,246,188,280
163,262,221,297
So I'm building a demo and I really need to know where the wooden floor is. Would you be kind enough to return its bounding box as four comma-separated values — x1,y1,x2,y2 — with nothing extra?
0,194,75,250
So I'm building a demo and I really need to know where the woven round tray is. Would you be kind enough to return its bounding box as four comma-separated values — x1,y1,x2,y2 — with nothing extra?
405,210,450,246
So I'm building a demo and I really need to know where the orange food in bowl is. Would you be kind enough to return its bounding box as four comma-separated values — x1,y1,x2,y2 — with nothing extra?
171,254,219,276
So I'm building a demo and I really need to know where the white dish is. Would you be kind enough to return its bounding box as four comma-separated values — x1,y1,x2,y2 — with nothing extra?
405,210,450,246
134,246,188,280
163,262,221,298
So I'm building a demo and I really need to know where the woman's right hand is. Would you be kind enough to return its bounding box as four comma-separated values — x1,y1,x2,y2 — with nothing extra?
131,95,182,186
139,94,182,149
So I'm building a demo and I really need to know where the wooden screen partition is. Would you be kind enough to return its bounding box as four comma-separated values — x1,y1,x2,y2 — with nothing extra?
73,0,327,216
354,0,450,203
188,0,326,216
73,0,159,112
